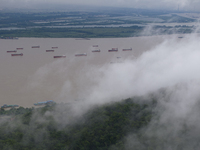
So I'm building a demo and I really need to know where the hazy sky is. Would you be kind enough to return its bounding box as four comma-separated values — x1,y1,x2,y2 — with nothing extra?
1,0,200,11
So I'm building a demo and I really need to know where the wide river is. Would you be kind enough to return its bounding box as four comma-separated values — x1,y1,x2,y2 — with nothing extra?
0,35,182,107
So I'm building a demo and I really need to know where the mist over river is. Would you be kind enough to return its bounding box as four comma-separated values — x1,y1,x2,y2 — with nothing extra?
0,35,184,107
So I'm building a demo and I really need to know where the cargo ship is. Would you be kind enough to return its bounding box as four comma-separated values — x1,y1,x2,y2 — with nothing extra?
1,104,19,109
32,46,40,48
7,50,17,53
75,53,87,56
108,48,118,52
92,49,100,52
34,100,55,106
16,48,23,50
46,50,54,52
122,48,132,51
11,53,23,56
54,55,66,58
52,47,58,49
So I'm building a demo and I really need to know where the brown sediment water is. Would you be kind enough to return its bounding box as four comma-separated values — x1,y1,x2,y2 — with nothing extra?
0,36,175,107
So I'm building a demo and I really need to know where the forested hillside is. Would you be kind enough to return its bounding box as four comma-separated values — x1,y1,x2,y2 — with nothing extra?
1,93,200,150
0,97,153,150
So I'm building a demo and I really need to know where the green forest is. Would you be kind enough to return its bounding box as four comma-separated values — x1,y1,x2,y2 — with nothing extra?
0,97,153,150
0,9,197,38
0,93,199,150
0,25,194,38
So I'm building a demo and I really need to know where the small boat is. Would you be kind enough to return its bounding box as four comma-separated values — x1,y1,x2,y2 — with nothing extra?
34,100,55,106
46,50,54,52
75,53,87,56
7,50,17,53
108,48,118,52
1,104,19,108
32,46,40,48
93,45,98,47
11,53,23,56
122,48,132,51
16,48,23,50
92,49,100,52
54,55,66,58
52,47,58,49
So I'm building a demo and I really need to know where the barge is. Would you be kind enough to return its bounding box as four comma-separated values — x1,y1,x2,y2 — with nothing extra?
34,100,55,106
75,53,87,56
32,46,40,48
46,50,54,52
92,49,100,52
54,55,66,58
7,50,17,53
122,48,132,51
11,53,23,56
108,48,118,52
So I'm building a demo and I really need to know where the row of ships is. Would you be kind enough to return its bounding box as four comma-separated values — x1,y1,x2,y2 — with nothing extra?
7,45,132,58
1,100,56,109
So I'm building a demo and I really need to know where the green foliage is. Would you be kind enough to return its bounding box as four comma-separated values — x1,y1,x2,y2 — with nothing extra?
69,99,152,150
159,14,195,23
0,107,33,115
0,10,197,38
0,98,154,150
0,26,144,38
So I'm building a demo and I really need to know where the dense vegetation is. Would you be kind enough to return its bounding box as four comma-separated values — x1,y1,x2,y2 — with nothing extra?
0,26,144,38
0,97,154,150
0,8,197,38
1,94,200,150
0,25,195,38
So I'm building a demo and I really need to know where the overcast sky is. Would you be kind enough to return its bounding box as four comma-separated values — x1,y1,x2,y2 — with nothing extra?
1,0,200,11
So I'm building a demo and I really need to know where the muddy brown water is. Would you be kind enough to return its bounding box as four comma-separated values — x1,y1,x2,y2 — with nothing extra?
0,35,180,107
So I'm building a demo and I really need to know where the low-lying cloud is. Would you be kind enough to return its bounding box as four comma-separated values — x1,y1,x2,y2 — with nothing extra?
1,0,200,11
83,34,200,103
29,33,200,110
56,33,200,149
1,26,200,149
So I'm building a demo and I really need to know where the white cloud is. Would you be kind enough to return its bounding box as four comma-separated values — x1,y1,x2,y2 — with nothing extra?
1,0,200,10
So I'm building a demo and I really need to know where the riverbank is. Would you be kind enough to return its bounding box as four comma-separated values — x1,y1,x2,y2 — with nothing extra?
0,25,195,38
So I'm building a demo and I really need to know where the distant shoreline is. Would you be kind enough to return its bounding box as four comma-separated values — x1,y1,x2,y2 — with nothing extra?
0,25,195,38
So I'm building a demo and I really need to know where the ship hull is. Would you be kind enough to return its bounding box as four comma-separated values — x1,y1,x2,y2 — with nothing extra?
75,53,87,56
108,48,118,52
7,50,17,53
34,100,55,106
122,48,132,51
11,53,23,56
92,50,100,52
32,46,40,48
54,55,66,58
46,50,54,52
